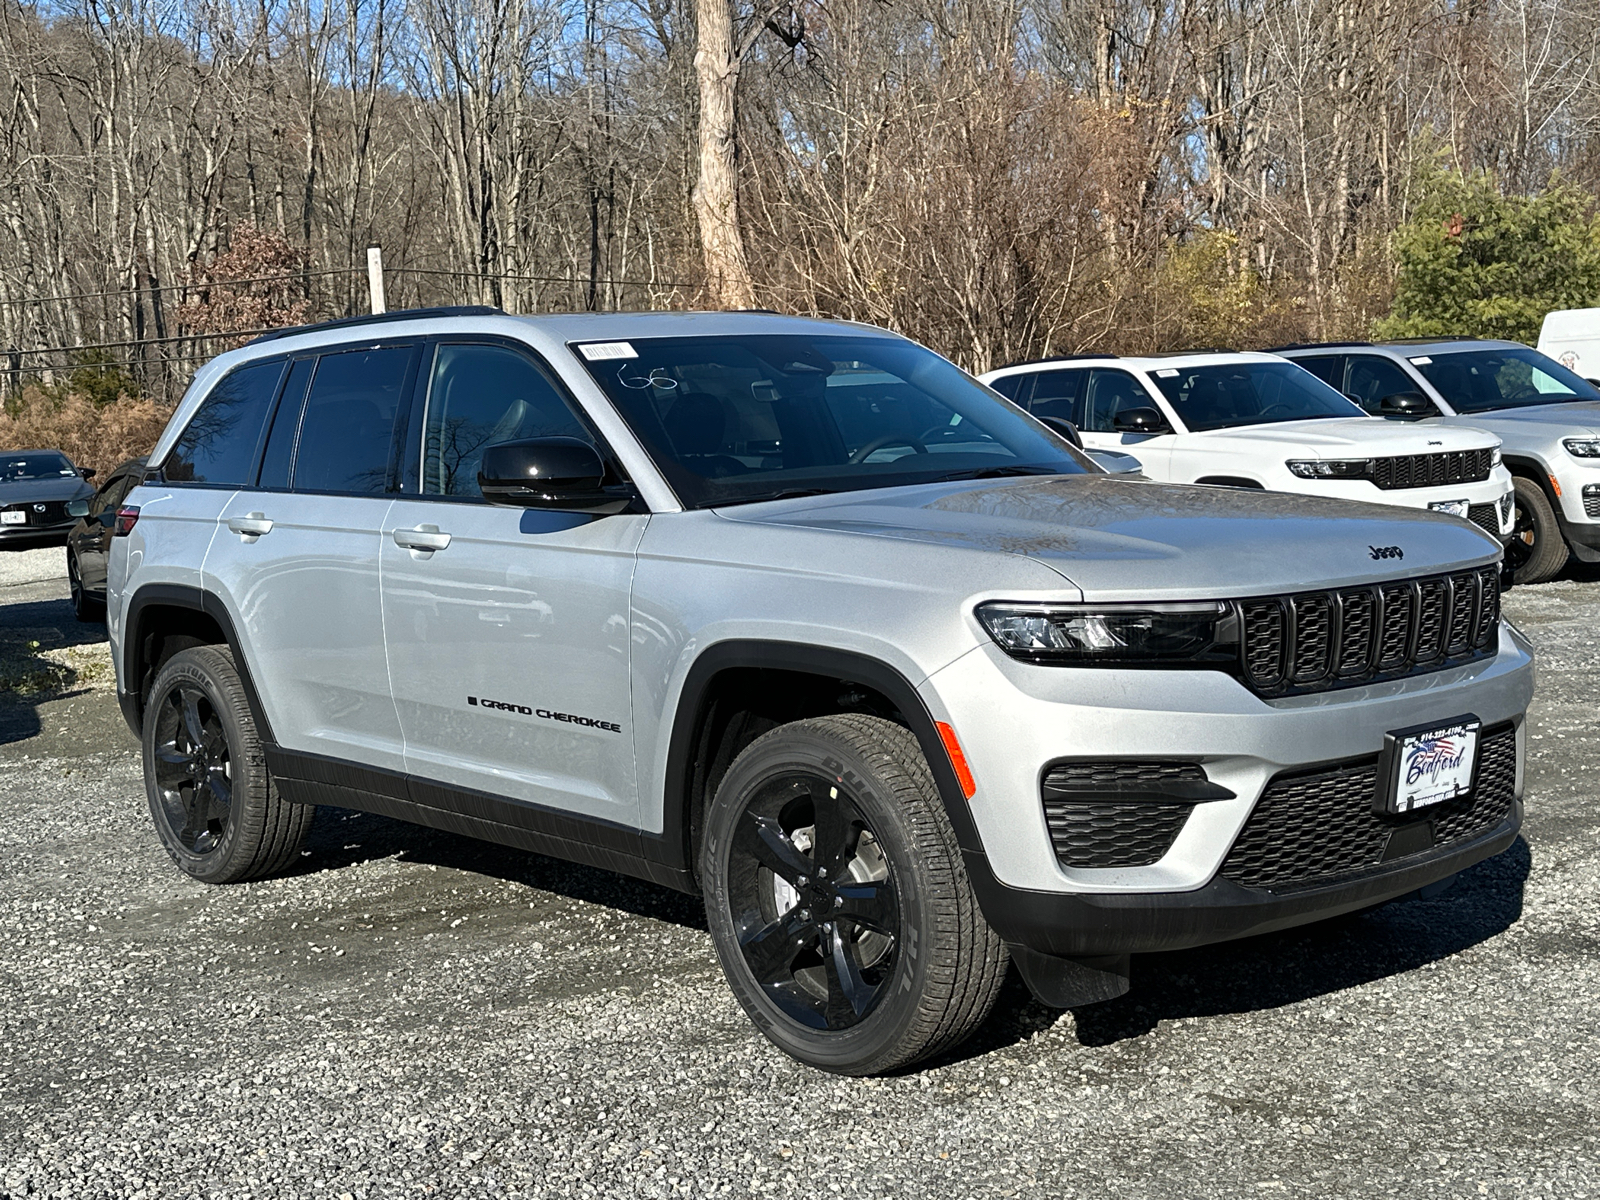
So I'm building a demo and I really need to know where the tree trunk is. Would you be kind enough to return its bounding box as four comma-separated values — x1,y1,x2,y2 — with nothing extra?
691,0,756,309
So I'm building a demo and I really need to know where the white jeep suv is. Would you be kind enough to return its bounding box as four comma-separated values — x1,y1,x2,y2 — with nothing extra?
983,352,1515,543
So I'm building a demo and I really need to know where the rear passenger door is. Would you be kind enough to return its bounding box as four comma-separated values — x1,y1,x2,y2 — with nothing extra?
207,342,419,773
379,340,646,824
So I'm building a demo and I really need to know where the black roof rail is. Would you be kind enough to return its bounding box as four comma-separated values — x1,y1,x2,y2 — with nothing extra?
1375,336,1486,345
246,305,506,346
1265,341,1374,352
1142,346,1241,357
993,352,1118,370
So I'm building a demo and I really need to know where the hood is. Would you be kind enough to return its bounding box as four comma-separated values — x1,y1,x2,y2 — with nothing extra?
1184,417,1496,456
0,476,93,504
1448,400,1600,438
716,475,1500,601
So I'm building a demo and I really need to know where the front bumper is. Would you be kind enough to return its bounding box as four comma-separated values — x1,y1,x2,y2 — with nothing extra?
965,803,1519,957
0,520,75,540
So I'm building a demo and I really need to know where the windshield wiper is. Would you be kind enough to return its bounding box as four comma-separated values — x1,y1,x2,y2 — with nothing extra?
711,487,839,508
936,465,1064,481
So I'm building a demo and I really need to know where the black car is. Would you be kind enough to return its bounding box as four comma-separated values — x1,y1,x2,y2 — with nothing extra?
65,456,146,621
0,450,96,548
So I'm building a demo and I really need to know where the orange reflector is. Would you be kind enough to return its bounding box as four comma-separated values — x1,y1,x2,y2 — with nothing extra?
935,721,977,798
1550,475,1563,497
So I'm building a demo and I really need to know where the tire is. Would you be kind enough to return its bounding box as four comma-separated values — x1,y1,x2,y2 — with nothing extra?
701,714,1007,1075
142,645,313,884
1508,476,1568,585
67,552,102,622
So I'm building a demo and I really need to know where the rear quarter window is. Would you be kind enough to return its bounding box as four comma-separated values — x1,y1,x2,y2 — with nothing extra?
164,360,286,486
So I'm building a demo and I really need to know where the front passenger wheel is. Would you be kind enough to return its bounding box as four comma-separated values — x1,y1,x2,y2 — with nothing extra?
701,714,1007,1074
143,645,313,884
1508,476,1568,585
67,552,102,622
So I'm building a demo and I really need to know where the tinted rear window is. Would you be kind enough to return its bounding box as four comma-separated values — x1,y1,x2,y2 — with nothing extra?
291,347,414,494
165,360,286,486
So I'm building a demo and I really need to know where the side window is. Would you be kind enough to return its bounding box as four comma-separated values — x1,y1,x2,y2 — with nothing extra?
1025,370,1084,425
422,343,592,498
256,357,314,490
988,373,1028,402
1081,369,1153,433
164,360,286,485
1345,356,1417,414
1291,355,1345,390
88,473,133,518
291,346,415,495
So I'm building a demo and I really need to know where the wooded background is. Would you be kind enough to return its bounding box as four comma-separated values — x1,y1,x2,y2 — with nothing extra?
3,0,1600,402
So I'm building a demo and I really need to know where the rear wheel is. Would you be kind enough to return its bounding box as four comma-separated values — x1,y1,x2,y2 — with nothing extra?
1508,476,1568,584
67,552,102,622
701,714,1006,1074
143,645,313,884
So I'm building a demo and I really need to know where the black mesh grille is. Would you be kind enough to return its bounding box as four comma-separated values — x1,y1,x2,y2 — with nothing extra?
1467,503,1499,535
1584,486,1600,519
1372,448,1493,490
1043,760,1207,790
1044,801,1193,867
1220,723,1517,891
1,500,69,524
1239,566,1499,697
1041,760,1206,868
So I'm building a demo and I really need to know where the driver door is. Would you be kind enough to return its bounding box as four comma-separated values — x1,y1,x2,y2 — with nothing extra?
1078,368,1173,474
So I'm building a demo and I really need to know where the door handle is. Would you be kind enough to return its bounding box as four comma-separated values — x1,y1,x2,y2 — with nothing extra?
393,524,451,552
227,512,273,538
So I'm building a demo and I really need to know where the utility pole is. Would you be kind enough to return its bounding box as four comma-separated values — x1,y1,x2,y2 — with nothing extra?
367,244,387,314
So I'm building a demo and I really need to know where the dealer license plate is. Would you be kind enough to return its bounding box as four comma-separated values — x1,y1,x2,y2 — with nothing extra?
0,511,25,525
1428,499,1469,518
1377,716,1480,815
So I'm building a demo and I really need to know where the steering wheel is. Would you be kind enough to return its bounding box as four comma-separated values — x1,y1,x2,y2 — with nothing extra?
1507,385,1541,403
1257,403,1295,419
849,434,928,464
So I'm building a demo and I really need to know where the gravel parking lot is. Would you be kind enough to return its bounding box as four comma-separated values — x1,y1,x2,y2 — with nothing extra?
1,544,1597,1199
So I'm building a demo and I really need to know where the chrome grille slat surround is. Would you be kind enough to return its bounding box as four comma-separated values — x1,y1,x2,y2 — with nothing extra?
1238,565,1500,698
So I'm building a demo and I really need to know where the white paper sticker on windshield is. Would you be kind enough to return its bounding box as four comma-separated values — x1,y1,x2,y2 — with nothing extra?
1409,355,1432,364
579,341,637,361
1155,368,1179,377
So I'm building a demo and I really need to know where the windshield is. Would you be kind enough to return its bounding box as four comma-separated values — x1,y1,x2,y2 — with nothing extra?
1411,348,1600,413
0,453,76,482
1148,361,1366,432
573,334,1092,508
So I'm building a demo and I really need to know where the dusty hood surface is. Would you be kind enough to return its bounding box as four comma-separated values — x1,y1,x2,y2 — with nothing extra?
716,475,1501,601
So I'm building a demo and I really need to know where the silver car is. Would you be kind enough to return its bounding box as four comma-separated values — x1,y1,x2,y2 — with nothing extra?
1275,338,1600,583
108,309,1533,1074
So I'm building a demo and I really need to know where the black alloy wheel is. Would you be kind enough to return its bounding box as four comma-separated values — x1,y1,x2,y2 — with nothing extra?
1508,475,1568,584
727,773,900,1031
151,681,235,856
142,645,313,883
67,552,101,622
702,715,1007,1075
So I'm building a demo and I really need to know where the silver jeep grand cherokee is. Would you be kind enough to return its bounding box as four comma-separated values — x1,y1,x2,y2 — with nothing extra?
108,309,1533,1074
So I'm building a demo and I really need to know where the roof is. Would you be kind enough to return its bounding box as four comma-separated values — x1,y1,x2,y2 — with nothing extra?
985,350,1285,376
1272,338,1523,355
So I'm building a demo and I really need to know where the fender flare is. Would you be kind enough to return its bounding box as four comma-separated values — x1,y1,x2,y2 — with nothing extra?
120,583,275,743
659,640,987,874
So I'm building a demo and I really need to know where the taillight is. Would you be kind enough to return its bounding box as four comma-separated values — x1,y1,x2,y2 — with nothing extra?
112,505,140,537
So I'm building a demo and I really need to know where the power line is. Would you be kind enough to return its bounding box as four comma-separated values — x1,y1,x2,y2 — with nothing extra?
387,266,695,289
9,268,364,307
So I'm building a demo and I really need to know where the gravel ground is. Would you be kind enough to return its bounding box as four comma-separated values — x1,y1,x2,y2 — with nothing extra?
1,549,1597,1199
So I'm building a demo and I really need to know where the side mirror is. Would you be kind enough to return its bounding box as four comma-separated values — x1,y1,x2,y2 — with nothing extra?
1112,407,1168,434
477,437,632,514
81,468,97,481
66,498,90,518
1038,415,1083,448
1379,391,1438,417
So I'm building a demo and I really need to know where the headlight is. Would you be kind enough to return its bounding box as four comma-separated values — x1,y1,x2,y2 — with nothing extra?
1563,438,1600,458
977,601,1239,666
1285,459,1370,478
1492,446,1502,467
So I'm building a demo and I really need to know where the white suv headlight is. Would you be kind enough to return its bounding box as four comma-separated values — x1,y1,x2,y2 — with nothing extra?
977,601,1239,666
1286,459,1370,479
1492,446,1503,467
1563,438,1600,458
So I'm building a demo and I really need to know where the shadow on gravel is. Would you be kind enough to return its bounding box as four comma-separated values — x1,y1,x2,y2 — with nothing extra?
294,805,710,931
931,837,1533,1064
1070,837,1532,1046
0,596,108,746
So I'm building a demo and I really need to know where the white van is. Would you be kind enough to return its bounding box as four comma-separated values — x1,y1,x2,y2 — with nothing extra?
1538,309,1600,384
